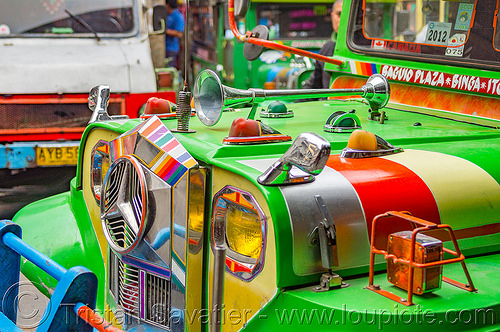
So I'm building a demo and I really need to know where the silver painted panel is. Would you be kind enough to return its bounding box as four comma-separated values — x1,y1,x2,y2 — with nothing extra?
281,167,370,275
240,159,371,276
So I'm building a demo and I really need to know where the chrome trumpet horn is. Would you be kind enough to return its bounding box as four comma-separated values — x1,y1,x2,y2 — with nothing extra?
193,69,390,127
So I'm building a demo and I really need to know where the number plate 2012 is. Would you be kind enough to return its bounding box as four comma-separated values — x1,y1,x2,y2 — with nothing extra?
425,22,452,46
36,145,79,166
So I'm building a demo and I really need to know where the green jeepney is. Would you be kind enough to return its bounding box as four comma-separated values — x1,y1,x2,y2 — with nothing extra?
10,0,500,330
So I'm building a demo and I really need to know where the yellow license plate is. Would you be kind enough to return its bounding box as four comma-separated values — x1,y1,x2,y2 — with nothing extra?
36,145,79,166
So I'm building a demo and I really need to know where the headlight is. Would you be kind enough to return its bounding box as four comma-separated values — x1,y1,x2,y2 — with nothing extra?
211,186,267,280
226,204,262,259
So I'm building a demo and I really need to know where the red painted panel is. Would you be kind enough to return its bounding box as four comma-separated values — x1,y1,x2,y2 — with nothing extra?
124,91,176,118
326,155,441,249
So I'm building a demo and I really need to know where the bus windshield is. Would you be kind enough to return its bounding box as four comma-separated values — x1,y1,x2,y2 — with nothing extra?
256,3,333,39
349,0,500,68
0,0,135,36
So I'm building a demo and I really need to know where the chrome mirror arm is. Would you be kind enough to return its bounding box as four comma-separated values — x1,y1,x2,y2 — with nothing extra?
88,85,128,124
257,160,313,186
88,85,111,124
257,133,331,186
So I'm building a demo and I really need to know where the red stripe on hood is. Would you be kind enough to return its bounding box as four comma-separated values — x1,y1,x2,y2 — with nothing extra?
326,155,441,249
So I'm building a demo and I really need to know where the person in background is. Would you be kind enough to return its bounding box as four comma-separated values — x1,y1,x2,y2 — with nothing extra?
165,0,185,69
303,0,342,89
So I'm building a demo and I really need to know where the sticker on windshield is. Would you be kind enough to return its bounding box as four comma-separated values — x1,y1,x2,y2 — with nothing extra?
41,0,64,14
445,33,466,57
425,22,451,46
0,24,10,35
371,40,385,50
455,3,474,31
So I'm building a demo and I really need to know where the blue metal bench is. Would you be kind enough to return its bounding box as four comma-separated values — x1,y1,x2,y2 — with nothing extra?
0,219,122,331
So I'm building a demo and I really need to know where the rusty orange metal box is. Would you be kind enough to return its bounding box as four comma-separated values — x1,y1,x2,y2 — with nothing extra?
387,231,443,295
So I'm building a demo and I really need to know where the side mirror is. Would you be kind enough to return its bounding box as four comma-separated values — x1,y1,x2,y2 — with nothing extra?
257,133,331,186
234,0,250,19
151,4,167,34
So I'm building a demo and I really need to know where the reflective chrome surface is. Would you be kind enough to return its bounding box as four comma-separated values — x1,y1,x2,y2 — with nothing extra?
210,186,267,281
186,168,207,332
88,85,112,123
108,250,172,329
258,132,331,186
323,111,362,133
340,134,403,158
313,195,338,269
361,74,391,111
193,69,391,127
100,116,200,330
280,166,372,275
88,84,128,123
91,140,110,204
194,69,255,126
170,173,189,332
101,155,148,253
141,169,172,267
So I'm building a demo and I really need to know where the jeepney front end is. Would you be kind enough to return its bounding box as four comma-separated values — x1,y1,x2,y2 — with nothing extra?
12,0,500,331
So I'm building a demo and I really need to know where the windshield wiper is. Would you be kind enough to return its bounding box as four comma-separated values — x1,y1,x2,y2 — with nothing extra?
64,9,100,41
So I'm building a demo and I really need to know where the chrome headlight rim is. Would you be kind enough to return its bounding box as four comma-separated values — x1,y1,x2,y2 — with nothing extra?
211,185,267,281
91,140,110,204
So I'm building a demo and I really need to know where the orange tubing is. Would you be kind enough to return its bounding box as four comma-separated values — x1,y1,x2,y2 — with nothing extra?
228,0,344,66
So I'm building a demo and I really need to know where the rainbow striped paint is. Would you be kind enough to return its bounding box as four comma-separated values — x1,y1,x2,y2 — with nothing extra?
348,60,378,76
110,116,198,186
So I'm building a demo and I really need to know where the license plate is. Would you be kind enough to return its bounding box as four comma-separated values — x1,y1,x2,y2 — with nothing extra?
36,145,79,166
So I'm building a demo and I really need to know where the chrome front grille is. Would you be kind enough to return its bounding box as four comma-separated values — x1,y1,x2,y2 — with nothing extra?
146,273,170,327
107,217,134,248
104,162,124,209
118,261,140,317
109,250,117,300
109,250,171,329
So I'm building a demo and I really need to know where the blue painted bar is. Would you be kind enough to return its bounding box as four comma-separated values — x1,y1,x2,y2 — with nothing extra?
0,220,21,323
150,223,186,250
73,301,85,314
0,143,36,169
0,312,23,331
2,232,66,281
0,221,109,331
37,266,96,332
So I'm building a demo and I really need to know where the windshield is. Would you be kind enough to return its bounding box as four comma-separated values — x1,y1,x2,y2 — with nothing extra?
256,3,333,39
0,0,135,36
349,0,500,68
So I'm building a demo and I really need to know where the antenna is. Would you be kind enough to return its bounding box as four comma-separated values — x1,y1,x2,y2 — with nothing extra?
172,0,195,133
183,0,189,89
